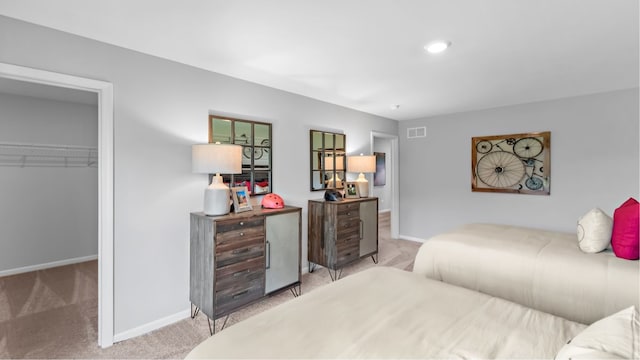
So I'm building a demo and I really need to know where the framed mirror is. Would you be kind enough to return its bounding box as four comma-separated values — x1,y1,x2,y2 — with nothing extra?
310,129,346,191
209,115,272,195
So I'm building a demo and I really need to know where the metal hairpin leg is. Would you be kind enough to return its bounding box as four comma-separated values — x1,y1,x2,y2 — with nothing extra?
371,253,379,264
207,315,230,336
190,304,200,319
289,284,302,297
328,268,343,281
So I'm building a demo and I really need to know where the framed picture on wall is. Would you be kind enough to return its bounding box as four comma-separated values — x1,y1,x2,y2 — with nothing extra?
374,152,386,186
471,131,550,195
231,186,253,213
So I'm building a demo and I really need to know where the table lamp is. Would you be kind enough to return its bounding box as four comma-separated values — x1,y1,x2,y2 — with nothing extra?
192,143,242,216
347,154,376,197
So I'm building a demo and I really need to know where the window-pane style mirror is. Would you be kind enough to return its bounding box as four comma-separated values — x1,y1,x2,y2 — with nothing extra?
310,130,346,191
209,115,272,195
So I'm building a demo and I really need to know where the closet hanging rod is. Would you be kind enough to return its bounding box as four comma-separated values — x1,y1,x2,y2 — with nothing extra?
0,141,97,151
0,141,98,168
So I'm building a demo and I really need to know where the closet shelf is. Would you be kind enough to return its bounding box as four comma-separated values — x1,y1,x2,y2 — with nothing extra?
0,142,98,168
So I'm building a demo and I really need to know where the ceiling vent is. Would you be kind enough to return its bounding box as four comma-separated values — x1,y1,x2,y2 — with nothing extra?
407,126,427,139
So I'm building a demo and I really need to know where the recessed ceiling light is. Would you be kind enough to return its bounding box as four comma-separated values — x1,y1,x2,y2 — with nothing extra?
425,41,451,54
390,104,400,110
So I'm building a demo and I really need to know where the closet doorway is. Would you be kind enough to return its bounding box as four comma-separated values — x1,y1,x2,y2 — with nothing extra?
0,63,114,348
370,131,399,239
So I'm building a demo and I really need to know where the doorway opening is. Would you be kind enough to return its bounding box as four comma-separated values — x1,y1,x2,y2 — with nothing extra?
370,131,399,239
0,63,114,347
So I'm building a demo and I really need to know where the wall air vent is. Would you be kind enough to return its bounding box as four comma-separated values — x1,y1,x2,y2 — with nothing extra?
407,126,427,139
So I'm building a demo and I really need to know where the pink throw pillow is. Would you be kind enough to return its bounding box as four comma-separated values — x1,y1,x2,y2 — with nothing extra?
611,198,640,260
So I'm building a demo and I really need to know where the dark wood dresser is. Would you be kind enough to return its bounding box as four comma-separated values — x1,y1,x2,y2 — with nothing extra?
308,197,378,280
190,206,301,333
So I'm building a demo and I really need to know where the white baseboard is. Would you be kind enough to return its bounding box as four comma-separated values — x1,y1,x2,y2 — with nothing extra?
0,254,98,277
113,308,191,343
398,234,426,243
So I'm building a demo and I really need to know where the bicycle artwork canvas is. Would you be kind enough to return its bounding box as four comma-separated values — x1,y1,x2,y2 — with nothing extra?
471,131,551,195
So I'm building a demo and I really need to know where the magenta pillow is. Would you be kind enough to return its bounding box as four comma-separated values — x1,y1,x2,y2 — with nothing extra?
611,198,640,260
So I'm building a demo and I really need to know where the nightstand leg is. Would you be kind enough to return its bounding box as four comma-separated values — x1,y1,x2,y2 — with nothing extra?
308,262,316,273
290,284,301,297
207,315,231,336
190,304,200,319
207,317,214,335
328,268,343,281
371,254,379,264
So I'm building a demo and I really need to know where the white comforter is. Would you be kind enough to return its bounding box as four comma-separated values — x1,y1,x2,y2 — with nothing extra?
413,223,640,325
187,267,585,359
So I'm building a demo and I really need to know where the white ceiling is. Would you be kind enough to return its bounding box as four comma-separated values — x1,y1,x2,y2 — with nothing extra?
0,0,637,120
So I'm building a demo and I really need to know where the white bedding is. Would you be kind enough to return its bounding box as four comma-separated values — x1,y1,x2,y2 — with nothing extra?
413,223,640,324
186,267,585,359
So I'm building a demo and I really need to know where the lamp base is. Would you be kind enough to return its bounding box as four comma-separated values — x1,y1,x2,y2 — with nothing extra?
204,174,231,216
326,174,343,189
355,173,369,197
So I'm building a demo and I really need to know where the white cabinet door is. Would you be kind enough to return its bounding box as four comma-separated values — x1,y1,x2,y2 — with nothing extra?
265,212,300,293
359,199,378,256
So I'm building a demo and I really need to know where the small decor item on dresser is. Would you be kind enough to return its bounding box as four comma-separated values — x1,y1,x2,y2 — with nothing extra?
344,181,360,198
261,193,285,209
231,186,252,213
324,189,343,202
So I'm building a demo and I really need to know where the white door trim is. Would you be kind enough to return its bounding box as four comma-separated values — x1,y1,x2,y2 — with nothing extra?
0,62,115,347
370,131,399,239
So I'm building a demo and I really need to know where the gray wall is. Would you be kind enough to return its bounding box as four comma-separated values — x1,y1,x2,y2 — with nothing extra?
371,138,392,211
0,16,398,336
0,92,98,273
399,88,639,240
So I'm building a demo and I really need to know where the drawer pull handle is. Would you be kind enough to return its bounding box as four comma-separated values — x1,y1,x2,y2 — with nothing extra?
239,232,244,236
232,290,249,299
233,269,250,277
346,212,351,216
232,248,250,255
240,221,244,226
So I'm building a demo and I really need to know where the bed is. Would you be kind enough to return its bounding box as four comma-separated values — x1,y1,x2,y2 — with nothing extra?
186,223,639,359
412,223,640,324
187,267,585,359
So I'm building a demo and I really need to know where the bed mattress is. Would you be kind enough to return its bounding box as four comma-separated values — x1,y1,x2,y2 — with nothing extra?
412,223,640,324
186,266,585,359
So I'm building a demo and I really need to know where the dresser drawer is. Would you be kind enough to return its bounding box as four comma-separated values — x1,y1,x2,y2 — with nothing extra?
335,202,359,216
215,217,265,246
214,278,264,317
336,240,359,266
336,209,359,223
216,256,265,290
216,236,264,268
336,218,360,240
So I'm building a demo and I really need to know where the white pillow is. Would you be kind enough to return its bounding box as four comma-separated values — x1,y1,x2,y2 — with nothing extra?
577,208,613,253
555,306,639,360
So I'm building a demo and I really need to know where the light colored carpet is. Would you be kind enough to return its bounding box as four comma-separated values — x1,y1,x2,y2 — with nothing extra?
0,212,422,359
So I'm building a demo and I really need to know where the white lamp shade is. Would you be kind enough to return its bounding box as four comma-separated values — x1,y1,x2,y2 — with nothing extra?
192,143,242,216
192,143,242,174
347,155,376,173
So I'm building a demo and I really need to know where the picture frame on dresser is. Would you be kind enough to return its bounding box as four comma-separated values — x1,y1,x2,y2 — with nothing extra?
344,181,359,198
231,186,252,213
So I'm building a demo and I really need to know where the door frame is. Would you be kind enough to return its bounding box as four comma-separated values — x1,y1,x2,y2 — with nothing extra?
0,62,114,347
370,131,399,239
